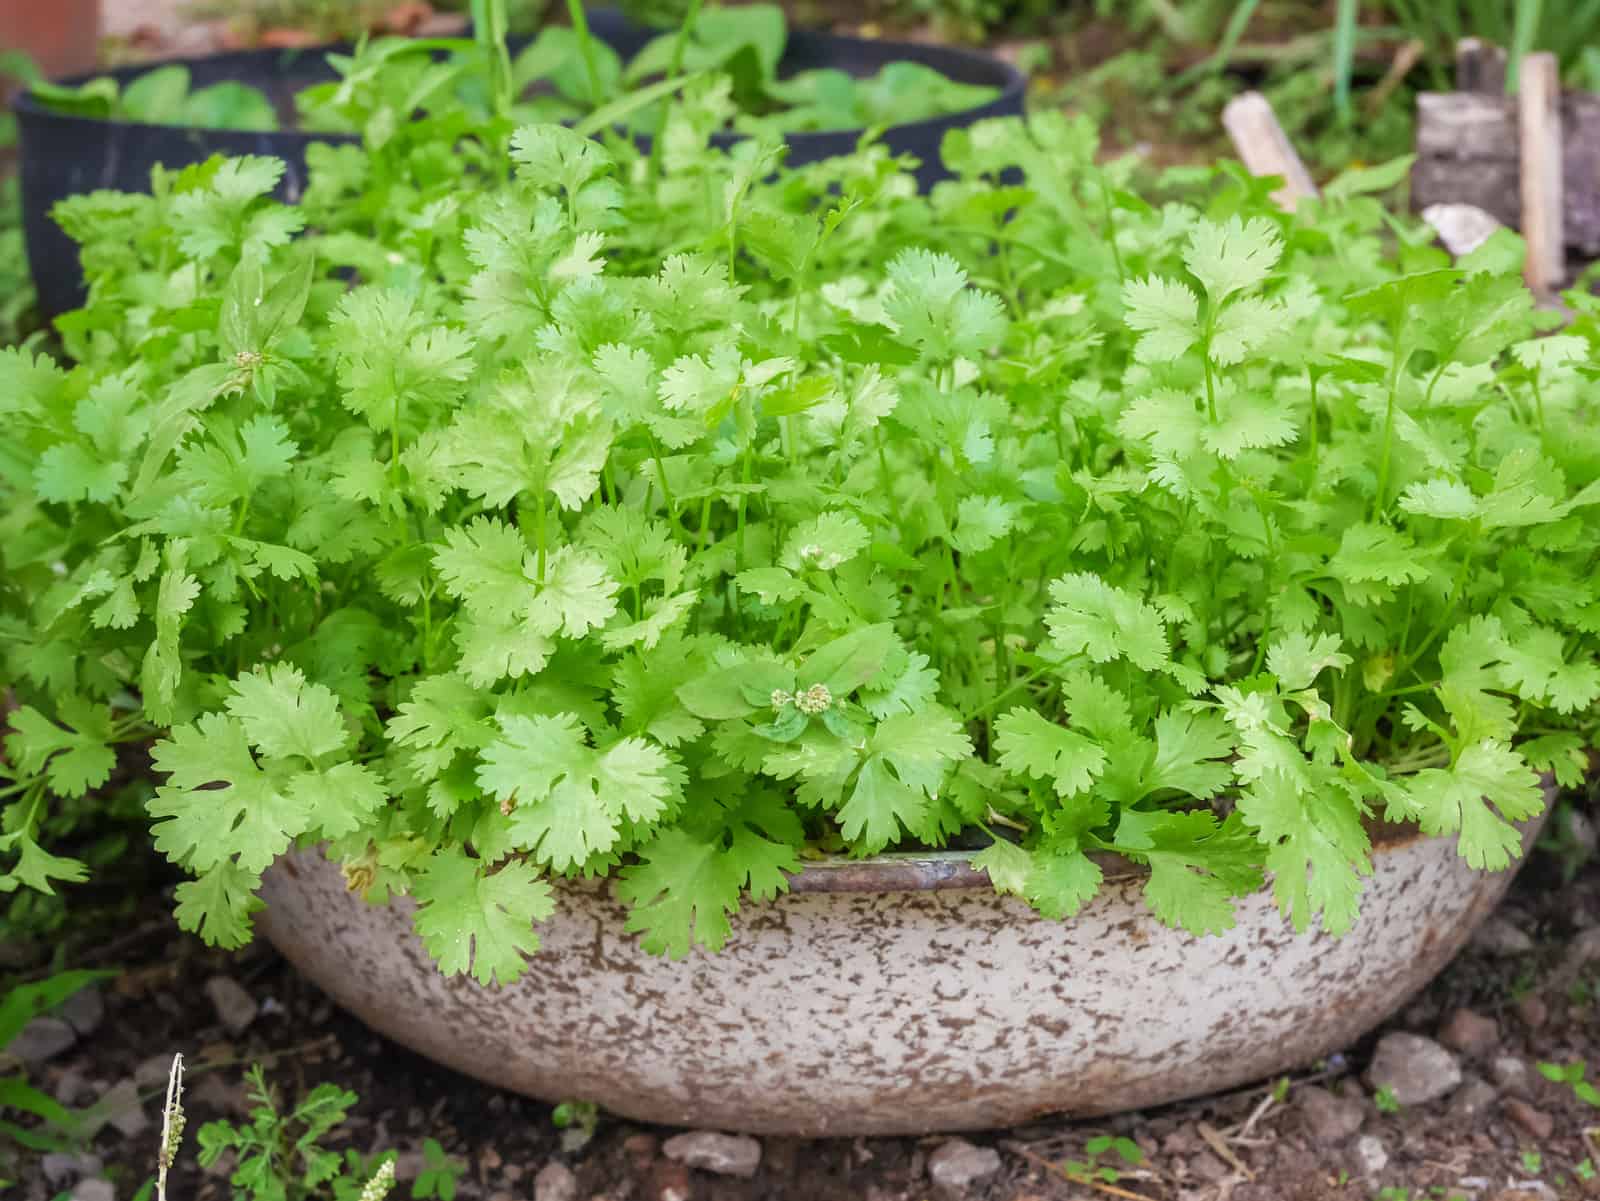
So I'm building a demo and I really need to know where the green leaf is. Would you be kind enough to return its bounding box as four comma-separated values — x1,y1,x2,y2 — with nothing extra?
412,850,553,986
1405,741,1545,870
994,708,1106,797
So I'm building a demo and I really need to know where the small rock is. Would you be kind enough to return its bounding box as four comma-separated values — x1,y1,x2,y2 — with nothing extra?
1422,203,1504,257
71,1181,115,1201
189,1072,251,1116
1161,1124,1201,1156
1295,1085,1365,1144
42,1153,103,1188
134,1054,175,1090
622,1133,659,1173
51,1069,95,1107
1367,1032,1463,1106
1503,1097,1554,1140
10,1017,75,1065
1472,917,1534,957
1490,1185,1558,1201
204,976,259,1034
648,1159,692,1201
1490,1056,1530,1095
392,1150,425,1182
1447,1076,1499,1121
1438,1008,1500,1058
1353,1135,1390,1181
99,1079,149,1138
535,1162,579,1201
1187,1149,1229,1182
1555,928,1600,990
661,1132,762,1179
926,1139,1003,1191
1513,994,1549,1030
59,987,105,1037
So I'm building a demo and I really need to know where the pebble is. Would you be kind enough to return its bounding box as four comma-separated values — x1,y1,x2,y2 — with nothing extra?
1353,1135,1389,1181
1490,1056,1531,1096
1513,994,1548,1030
661,1131,762,1179
1502,1097,1554,1140
134,1054,175,1090
1437,1008,1499,1058
1161,1124,1201,1156
1446,1076,1499,1120
11,1017,76,1065
1422,203,1504,257
70,1180,114,1201
1471,917,1534,957
41,1153,103,1188
1367,1032,1462,1106
1295,1085,1365,1144
204,975,259,1034
1553,927,1600,990
534,1162,579,1201
926,1139,1003,1191
99,1079,149,1138
59,987,105,1037
622,1133,658,1173
1187,1149,1229,1182
648,1159,692,1201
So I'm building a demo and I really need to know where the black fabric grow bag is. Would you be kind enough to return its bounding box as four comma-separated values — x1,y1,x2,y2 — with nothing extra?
15,12,1025,316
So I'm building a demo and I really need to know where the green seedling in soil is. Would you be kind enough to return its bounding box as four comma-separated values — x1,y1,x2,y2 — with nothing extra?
1521,1148,1544,1175
552,1099,601,1151
1061,1134,1144,1185
1538,1059,1600,1106
1373,1085,1402,1115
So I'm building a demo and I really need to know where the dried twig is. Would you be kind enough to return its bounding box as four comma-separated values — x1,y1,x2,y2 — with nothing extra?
1001,1140,1159,1201
1197,1121,1255,1181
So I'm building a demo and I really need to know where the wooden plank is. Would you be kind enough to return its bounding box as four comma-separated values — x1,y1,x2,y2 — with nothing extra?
1221,91,1319,210
1518,52,1564,294
1412,90,1600,254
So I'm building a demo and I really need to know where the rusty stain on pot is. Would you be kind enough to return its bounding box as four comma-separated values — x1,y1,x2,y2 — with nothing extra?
257,794,1552,1137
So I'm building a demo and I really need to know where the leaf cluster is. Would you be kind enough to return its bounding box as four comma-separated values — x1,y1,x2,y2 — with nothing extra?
2,94,1597,983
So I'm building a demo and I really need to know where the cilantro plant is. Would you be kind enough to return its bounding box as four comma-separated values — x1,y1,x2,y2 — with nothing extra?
2,90,1598,986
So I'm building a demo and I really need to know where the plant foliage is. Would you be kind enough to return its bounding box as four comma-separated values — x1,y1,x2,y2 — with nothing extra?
2,86,1598,983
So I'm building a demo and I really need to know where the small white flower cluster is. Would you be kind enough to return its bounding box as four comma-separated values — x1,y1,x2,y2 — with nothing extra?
360,1158,398,1201
771,684,833,715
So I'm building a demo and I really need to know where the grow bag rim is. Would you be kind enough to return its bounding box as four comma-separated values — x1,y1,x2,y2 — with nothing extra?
735,774,1562,895
11,25,1028,149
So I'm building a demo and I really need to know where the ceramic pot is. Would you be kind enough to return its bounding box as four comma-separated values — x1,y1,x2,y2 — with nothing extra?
258,800,1548,1136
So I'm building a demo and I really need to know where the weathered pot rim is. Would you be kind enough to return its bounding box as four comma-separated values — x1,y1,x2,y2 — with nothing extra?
784,818,1432,894
784,772,1572,894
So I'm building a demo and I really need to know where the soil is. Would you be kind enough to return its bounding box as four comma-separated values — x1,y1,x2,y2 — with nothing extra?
9,793,1600,1201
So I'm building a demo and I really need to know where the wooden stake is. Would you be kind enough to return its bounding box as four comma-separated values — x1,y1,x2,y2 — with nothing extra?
1222,91,1319,210
1518,52,1565,296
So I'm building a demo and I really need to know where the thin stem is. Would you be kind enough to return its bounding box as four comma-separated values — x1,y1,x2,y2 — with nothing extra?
667,0,706,80
564,0,604,105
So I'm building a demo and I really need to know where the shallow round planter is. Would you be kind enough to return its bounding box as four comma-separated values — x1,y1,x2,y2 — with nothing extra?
258,801,1549,1137
14,13,1024,316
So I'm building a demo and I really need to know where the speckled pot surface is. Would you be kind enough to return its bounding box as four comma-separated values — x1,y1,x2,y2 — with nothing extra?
258,806,1548,1136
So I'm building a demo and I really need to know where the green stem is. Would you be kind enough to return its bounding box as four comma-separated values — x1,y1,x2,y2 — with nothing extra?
534,493,548,584
667,0,706,80
1371,342,1403,521
564,0,604,105
1306,368,1320,473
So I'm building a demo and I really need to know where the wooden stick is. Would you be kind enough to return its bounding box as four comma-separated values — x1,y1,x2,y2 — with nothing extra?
1518,51,1564,296
1222,91,1319,210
